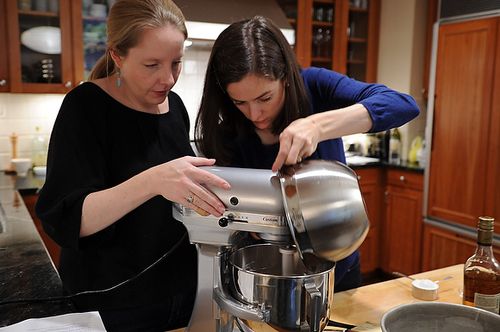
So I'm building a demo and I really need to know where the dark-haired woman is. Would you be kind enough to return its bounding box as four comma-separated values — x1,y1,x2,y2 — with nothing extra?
195,15,420,291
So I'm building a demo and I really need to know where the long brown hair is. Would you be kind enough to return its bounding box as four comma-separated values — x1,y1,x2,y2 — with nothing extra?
89,0,187,80
194,16,310,165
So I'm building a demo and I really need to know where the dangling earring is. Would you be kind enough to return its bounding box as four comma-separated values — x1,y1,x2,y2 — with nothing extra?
116,69,122,88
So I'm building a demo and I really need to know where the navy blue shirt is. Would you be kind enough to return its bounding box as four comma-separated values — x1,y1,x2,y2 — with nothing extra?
229,67,420,286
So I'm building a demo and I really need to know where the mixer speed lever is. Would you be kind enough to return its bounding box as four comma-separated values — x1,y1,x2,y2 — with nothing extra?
218,217,230,227
218,216,248,227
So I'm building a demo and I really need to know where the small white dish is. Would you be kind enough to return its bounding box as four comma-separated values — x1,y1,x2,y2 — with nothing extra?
411,278,439,301
11,158,32,177
89,3,107,18
33,166,47,177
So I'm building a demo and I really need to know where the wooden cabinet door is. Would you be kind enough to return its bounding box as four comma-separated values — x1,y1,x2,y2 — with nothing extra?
342,0,380,82
0,0,10,92
422,223,500,271
486,19,500,231
279,0,380,81
355,167,383,273
427,18,498,231
382,170,423,275
4,0,76,93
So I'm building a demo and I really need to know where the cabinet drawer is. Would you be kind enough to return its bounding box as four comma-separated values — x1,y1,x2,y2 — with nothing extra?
354,167,382,186
387,169,423,191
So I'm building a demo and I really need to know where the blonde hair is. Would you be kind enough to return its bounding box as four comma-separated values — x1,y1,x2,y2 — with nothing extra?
89,0,187,80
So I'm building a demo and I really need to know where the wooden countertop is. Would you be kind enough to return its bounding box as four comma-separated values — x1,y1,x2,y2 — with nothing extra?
330,264,464,331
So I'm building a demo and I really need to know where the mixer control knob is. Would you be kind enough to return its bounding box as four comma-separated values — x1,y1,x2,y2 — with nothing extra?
218,217,229,227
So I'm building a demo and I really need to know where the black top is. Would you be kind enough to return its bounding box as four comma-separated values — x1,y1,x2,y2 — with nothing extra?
35,83,197,311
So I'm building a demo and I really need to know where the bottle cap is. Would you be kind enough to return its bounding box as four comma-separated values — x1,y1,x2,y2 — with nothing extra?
478,216,495,231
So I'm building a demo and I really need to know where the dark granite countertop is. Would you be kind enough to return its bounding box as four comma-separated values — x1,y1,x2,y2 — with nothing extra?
346,157,425,173
0,172,76,327
380,160,425,173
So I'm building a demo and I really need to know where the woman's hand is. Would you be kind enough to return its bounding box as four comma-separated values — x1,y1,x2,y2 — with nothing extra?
149,156,230,216
272,117,321,172
271,104,373,172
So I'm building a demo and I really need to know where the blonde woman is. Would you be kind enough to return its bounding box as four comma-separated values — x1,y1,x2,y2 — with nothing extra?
36,1,229,330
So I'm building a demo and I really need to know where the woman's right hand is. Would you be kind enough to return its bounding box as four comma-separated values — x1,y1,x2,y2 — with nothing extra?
148,156,230,217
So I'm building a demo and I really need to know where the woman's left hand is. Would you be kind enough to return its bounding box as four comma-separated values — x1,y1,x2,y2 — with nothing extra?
272,117,321,172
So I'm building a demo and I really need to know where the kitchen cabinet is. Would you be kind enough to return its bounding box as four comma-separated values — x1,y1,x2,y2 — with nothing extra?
422,223,500,271
21,193,61,268
278,0,380,82
73,1,108,80
355,167,383,273
381,169,423,275
4,0,76,93
0,0,9,91
2,0,109,93
426,17,500,233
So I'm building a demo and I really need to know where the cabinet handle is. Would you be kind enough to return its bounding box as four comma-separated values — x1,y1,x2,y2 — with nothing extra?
64,81,73,88
399,175,405,182
0,79,6,86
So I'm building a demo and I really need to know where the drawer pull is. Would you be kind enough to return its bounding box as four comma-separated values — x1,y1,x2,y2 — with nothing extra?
399,175,405,182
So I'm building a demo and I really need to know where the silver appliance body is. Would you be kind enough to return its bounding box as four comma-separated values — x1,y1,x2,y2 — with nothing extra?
172,160,369,332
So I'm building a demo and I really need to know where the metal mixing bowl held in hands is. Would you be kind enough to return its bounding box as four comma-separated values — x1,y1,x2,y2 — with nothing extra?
278,160,370,262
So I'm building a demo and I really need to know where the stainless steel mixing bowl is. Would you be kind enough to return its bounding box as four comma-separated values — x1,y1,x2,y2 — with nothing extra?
229,243,335,332
279,160,370,262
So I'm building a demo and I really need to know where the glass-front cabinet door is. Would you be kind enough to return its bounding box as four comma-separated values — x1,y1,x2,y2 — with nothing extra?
0,0,10,92
81,0,109,80
5,0,76,93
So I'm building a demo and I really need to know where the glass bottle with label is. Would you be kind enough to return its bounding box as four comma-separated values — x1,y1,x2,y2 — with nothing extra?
463,216,500,314
389,128,401,164
31,126,48,167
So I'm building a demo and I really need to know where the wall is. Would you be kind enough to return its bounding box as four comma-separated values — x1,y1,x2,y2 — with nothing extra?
172,40,213,136
0,94,62,170
377,0,428,161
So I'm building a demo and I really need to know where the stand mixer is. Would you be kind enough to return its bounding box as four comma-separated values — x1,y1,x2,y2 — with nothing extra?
172,160,369,332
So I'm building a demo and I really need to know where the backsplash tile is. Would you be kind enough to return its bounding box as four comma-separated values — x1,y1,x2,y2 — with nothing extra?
0,94,62,170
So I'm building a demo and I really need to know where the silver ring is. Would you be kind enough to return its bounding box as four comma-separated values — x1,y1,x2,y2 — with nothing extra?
297,157,302,163
186,195,194,204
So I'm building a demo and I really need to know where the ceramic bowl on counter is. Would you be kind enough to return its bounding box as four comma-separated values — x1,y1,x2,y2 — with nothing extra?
11,158,32,177
33,166,47,177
